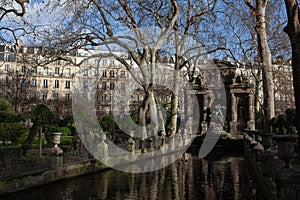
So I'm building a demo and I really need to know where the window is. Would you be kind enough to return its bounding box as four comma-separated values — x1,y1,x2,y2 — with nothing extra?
65,80,71,89
20,78,25,87
3,76,8,85
55,67,60,76
4,54,9,62
66,93,70,100
95,59,99,65
110,82,115,90
32,67,37,74
109,70,115,77
94,69,99,77
56,60,61,65
4,64,9,72
94,81,99,89
31,79,37,87
102,59,107,65
120,71,126,78
43,79,48,88
102,70,107,77
42,93,47,101
83,80,88,89
31,92,36,101
83,69,88,76
53,93,59,100
21,66,26,73
54,80,59,88
121,82,125,90
102,81,106,89
66,68,71,76
102,94,107,102
110,60,114,65
44,67,49,75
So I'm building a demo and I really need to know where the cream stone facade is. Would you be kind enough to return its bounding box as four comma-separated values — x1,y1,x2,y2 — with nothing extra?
0,44,295,119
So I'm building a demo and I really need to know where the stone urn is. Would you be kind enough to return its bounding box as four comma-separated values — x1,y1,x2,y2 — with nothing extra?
51,132,63,156
273,134,298,169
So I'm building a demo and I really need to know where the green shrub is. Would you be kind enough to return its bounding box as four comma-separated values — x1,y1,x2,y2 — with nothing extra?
271,108,297,135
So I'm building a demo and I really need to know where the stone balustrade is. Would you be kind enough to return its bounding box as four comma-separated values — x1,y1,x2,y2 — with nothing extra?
244,129,300,200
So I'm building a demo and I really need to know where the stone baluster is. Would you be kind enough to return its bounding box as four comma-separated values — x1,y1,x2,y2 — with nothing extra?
259,132,277,195
97,131,108,161
176,132,183,147
251,131,264,162
128,131,135,154
260,133,274,173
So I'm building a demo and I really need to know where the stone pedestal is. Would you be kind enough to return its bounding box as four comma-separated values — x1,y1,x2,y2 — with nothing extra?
230,121,237,138
97,131,108,161
51,156,63,170
128,131,135,153
273,135,298,169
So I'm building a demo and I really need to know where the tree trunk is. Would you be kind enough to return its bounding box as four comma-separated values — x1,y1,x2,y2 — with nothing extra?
149,91,158,138
255,0,275,133
139,93,150,140
157,105,166,136
168,68,180,136
38,125,42,159
254,69,262,112
291,42,300,137
283,0,300,138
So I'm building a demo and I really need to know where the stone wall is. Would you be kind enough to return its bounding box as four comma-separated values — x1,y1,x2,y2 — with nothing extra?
0,158,108,196
243,130,300,200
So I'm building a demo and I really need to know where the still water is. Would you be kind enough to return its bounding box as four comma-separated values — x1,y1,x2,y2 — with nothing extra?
4,151,256,200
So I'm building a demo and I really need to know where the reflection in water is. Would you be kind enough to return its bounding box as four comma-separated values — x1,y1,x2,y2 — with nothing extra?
4,154,256,200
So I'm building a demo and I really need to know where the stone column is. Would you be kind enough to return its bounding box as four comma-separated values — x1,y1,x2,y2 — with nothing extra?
247,93,255,130
230,93,237,137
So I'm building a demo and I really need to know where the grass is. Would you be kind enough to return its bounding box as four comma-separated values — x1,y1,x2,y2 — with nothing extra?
31,135,73,147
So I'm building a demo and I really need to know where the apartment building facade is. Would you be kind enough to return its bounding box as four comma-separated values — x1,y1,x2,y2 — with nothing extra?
0,44,295,119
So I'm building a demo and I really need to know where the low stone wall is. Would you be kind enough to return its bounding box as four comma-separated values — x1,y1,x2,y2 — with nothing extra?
243,130,300,200
0,158,108,196
244,140,277,200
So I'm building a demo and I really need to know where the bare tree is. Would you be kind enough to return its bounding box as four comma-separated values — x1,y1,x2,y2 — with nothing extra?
37,0,181,137
243,0,275,133
283,0,300,135
0,0,29,43
217,0,279,132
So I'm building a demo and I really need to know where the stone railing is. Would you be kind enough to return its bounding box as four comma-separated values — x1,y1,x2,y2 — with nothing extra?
244,129,300,200
0,129,196,195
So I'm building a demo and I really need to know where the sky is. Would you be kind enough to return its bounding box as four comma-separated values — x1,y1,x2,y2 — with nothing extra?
0,0,291,60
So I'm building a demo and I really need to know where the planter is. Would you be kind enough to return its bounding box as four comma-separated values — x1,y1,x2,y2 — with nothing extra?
51,132,63,156
273,134,298,169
